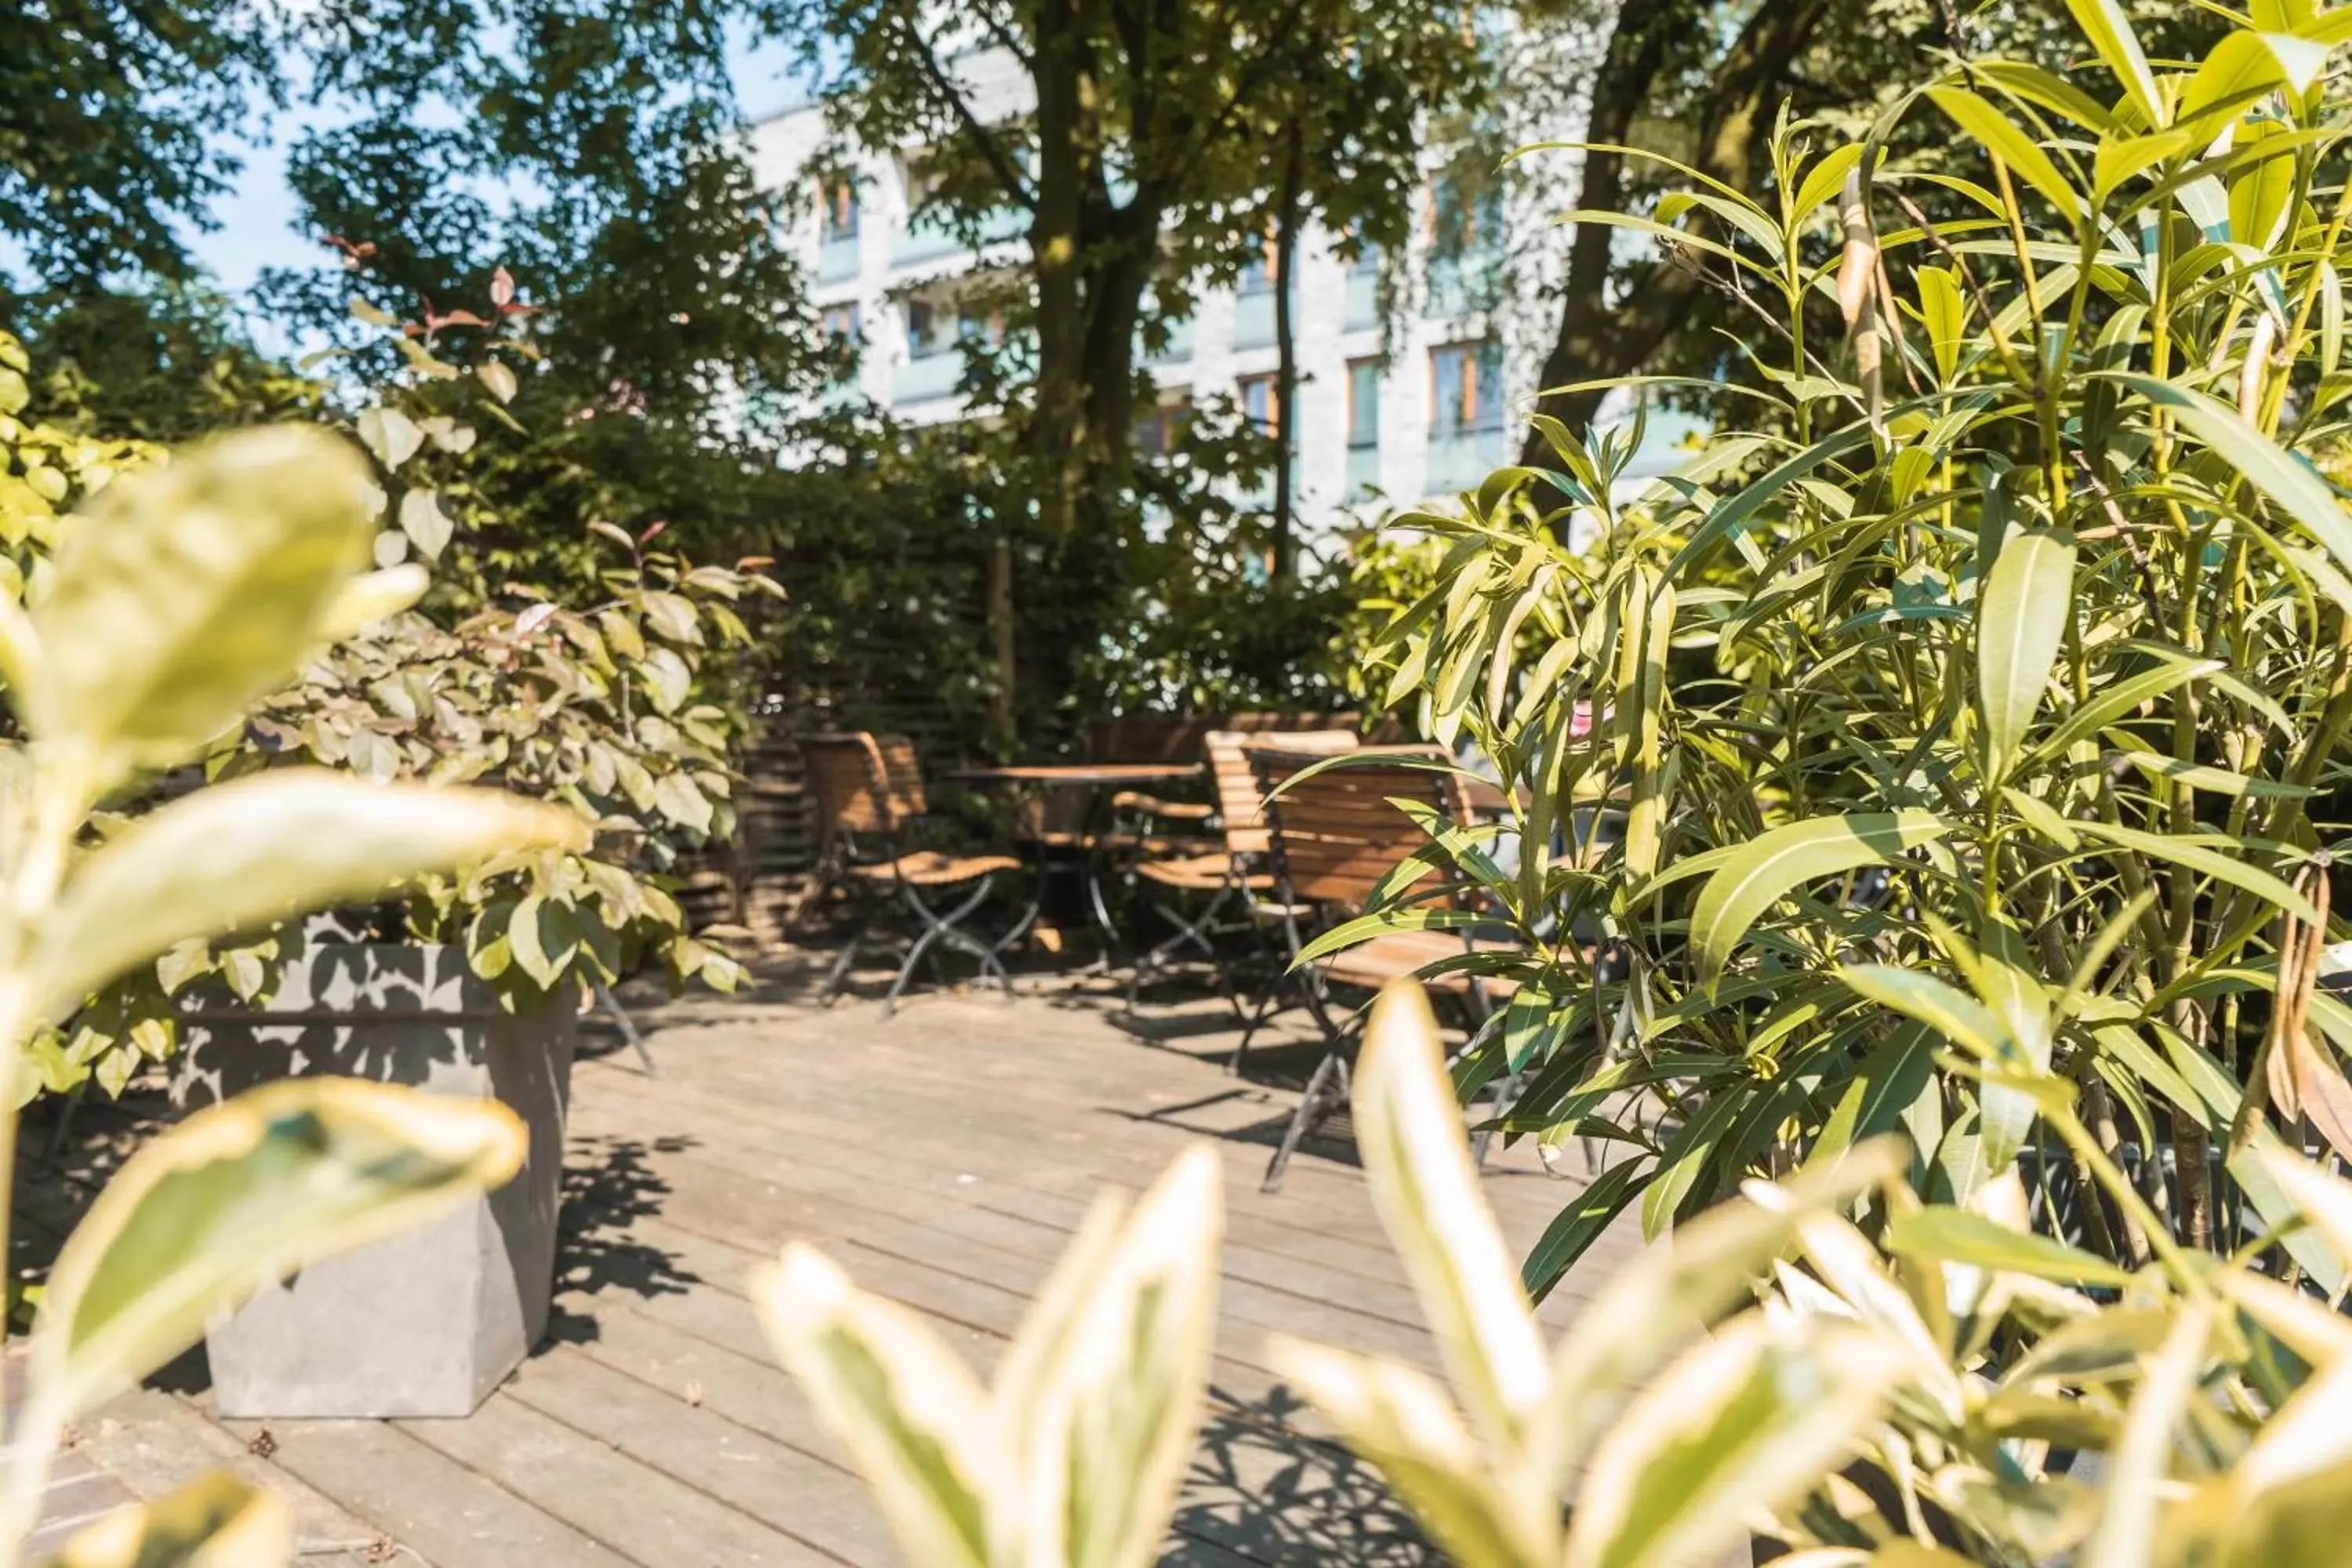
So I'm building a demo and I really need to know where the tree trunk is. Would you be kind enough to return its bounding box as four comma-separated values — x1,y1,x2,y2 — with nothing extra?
1029,0,1090,548
1518,0,1835,463
1271,118,1304,580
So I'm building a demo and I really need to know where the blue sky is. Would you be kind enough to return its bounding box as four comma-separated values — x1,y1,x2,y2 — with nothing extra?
183,24,805,297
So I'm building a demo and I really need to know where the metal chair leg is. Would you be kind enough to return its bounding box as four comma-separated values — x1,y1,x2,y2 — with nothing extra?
881,927,944,1017
1264,1048,1348,1193
821,928,864,1004
593,977,659,1077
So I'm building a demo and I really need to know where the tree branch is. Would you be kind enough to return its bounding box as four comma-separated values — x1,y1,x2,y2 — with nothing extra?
898,12,1036,210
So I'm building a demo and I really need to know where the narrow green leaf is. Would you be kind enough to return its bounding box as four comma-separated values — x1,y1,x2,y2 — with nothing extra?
1925,87,2082,215
1690,812,1953,986
1977,528,2076,781
2103,373,2352,612
1837,966,2009,1062
1882,1207,2134,1287
2070,818,2318,924
2063,0,2165,127
1523,1160,1652,1303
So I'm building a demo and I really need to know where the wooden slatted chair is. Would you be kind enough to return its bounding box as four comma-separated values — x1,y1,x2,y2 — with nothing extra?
803,732,1024,1015
1121,729,1360,1017
1246,745,1519,1192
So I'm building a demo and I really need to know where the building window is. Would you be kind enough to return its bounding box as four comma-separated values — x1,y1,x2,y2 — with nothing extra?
820,176,858,241
1347,359,1380,448
1136,395,1192,457
1428,175,1500,252
1239,226,1280,293
1239,372,1281,435
907,298,946,358
822,303,861,344
958,301,1005,347
1430,341,1503,435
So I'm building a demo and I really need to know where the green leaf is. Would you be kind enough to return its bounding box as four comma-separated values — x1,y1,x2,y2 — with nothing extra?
477,359,519,403
51,1471,289,1568
397,488,453,561
1352,983,1552,1452
24,428,378,775
1925,87,2082,216
1977,528,2075,781
1881,1207,2133,1287
653,771,715,834
1563,1317,1907,1568
1837,966,2008,1062
2103,373,2352,613
355,406,423,471
1690,812,1953,986
2069,818,2318,924
32,1078,524,1421
31,772,588,1033
1523,1160,1652,1303
2063,0,2165,125
752,1247,994,1568
2028,653,2223,765
1269,1343,1555,1568
1294,907,1486,967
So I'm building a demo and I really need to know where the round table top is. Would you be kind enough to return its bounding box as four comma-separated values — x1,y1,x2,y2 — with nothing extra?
942,761,1205,785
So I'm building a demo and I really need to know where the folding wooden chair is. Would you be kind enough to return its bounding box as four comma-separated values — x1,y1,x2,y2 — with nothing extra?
803,732,1025,1016
1122,729,1359,1018
1247,746,1519,1192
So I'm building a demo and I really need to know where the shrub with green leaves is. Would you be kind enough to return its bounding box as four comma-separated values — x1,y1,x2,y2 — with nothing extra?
2,285,778,1101
0,424,578,1567
1334,0,2352,1287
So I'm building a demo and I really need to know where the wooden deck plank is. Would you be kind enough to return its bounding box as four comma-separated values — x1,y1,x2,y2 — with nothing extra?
499,1345,891,1566
53,966,1644,1568
83,1388,398,1567
215,1412,636,1568
394,1388,835,1567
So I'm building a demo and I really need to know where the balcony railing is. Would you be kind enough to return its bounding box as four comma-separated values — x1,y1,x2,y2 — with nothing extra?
818,232,862,283
894,349,964,405
1425,427,1510,496
893,204,1025,268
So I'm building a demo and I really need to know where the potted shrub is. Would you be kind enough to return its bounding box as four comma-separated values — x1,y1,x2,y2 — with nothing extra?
10,291,778,1414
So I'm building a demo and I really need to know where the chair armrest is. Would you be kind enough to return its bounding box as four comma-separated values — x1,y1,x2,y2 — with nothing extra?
1112,789,1214,822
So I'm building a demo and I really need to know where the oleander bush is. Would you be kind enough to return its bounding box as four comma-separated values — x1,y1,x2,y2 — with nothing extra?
1328,0,2352,1292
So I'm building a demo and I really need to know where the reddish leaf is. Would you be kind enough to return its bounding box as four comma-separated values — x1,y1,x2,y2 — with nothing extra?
637,520,668,546
491,267,516,307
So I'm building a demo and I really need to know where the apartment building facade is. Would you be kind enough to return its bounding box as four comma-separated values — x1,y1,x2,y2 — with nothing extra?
752,45,1681,541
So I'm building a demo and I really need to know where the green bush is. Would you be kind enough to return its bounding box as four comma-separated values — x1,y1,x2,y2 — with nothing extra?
1338,0,2352,1290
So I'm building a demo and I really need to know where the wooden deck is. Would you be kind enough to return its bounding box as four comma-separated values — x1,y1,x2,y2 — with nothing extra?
28,960,1630,1567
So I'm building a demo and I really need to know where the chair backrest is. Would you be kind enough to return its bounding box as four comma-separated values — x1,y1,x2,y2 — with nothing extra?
1250,746,1465,905
804,732,925,837
1206,729,1358,855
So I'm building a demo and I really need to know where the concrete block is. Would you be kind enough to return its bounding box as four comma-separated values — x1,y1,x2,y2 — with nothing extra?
172,943,573,1419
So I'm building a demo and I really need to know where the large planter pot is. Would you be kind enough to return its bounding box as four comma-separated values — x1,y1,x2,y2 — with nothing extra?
170,942,573,1419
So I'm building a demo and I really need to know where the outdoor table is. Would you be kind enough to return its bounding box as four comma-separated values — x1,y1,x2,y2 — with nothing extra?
942,761,1206,968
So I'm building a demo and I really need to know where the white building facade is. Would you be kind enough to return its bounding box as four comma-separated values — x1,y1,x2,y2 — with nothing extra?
750,42,1675,542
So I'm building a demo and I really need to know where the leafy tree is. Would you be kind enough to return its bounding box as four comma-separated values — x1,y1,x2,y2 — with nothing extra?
260,0,823,436
0,1,280,289
764,0,1492,728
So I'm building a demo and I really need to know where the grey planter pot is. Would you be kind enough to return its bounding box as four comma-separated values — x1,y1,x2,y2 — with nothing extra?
171,942,574,1419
